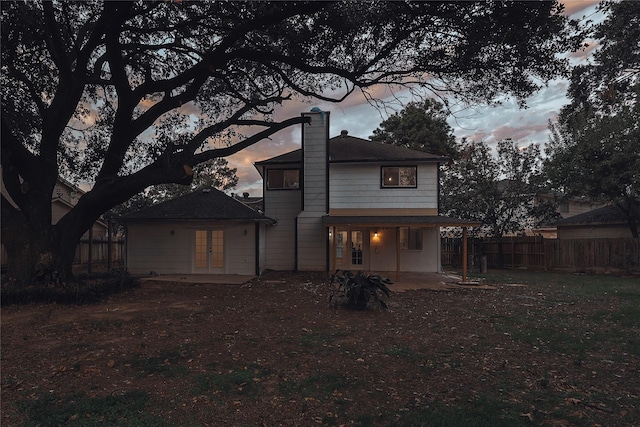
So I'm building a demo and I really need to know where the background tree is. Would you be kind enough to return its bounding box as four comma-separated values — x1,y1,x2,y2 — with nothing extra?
543,0,640,237
369,99,459,158
110,157,238,220
442,139,554,267
1,0,580,282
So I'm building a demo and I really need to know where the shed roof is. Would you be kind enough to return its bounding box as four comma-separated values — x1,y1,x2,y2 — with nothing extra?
255,131,448,166
119,188,275,223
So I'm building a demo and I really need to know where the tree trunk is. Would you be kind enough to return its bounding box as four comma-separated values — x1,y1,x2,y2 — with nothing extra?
2,196,88,284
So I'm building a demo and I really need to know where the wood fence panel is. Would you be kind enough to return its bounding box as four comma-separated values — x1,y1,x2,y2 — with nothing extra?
442,236,639,273
74,238,125,266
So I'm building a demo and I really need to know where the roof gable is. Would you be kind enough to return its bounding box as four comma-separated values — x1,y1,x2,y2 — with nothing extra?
119,188,273,222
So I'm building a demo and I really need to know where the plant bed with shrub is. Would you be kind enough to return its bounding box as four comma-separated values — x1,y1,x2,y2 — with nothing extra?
1,270,139,306
329,269,393,310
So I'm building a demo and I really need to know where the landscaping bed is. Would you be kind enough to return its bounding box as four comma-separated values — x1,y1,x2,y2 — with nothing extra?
1,270,638,426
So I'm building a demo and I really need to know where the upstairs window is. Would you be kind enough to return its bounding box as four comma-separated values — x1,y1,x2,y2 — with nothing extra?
381,166,417,188
559,201,569,213
267,169,300,190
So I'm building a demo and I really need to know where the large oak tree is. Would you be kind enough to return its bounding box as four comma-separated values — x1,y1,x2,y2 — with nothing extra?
1,0,578,282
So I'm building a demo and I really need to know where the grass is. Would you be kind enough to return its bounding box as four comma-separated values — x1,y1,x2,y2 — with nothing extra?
279,372,355,399
6,269,639,426
128,349,192,378
190,364,267,398
17,390,167,427
468,269,640,348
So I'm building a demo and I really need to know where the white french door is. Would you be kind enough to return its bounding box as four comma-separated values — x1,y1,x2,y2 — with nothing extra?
334,229,365,270
194,229,224,273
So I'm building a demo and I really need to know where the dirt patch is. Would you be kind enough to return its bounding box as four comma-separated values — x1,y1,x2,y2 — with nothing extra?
1,271,638,426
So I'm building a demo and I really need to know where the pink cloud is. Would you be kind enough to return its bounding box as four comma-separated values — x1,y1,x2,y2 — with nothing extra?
561,0,601,16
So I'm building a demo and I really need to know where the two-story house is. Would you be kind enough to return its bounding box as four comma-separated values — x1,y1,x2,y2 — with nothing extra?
121,110,479,277
256,110,478,275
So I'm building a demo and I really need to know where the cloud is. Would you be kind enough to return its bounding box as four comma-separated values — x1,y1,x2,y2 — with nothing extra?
561,0,601,16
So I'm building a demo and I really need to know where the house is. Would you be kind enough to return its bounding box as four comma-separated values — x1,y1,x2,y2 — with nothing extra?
531,192,603,238
120,188,275,275
120,110,479,278
555,203,638,239
255,110,478,276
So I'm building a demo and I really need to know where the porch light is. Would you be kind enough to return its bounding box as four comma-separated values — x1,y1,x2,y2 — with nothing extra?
374,231,379,238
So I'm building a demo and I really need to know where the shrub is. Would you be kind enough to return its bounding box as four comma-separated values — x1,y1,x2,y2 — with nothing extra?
329,269,392,310
1,270,139,306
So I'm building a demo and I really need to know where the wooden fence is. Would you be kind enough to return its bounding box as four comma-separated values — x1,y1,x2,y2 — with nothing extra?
73,237,125,269
442,237,640,273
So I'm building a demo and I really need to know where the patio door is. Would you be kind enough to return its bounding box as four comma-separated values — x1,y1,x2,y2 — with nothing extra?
194,229,224,273
334,229,365,270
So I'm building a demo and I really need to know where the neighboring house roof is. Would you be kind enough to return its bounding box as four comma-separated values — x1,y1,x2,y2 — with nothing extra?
119,188,275,223
554,204,631,226
255,131,448,166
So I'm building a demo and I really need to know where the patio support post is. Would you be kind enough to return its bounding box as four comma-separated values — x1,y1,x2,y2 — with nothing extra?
462,227,468,283
396,227,401,281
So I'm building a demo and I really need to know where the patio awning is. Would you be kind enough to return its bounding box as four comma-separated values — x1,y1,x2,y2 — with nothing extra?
321,215,481,228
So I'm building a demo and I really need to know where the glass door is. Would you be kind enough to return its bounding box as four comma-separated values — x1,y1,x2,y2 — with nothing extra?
194,229,224,272
350,230,363,268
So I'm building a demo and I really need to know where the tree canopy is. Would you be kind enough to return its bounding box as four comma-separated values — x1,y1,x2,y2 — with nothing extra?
0,0,579,281
370,99,458,158
543,0,639,236
442,139,556,265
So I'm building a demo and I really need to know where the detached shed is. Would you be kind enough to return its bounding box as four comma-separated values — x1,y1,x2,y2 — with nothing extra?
119,189,275,276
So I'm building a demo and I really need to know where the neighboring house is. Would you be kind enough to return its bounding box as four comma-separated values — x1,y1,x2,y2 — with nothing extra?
555,204,638,239
255,110,478,275
492,179,602,238
1,174,108,268
532,193,603,238
120,110,479,277
120,188,275,275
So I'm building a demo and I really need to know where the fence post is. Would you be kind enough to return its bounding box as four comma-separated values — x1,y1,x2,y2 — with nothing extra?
87,227,93,274
107,219,112,271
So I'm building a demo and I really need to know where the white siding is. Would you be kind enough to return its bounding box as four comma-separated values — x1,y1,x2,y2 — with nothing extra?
224,225,258,274
302,111,328,214
126,221,257,275
397,227,440,272
329,163,438,210
264,187,301,270
126,223,192,275
297,216,327,271
367,227,440,273
297,111,329,271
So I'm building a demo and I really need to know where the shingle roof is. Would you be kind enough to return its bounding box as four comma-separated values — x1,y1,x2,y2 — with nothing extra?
255,132,448,165
119,188,274,222
554,204,633,226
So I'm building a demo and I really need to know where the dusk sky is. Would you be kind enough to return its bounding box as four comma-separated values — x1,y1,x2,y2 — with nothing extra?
225,0,604,198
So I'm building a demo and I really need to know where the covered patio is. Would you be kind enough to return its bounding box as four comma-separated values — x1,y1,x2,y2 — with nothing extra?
322,215,481,283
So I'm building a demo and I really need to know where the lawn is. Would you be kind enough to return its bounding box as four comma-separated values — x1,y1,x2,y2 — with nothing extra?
1,270,638,426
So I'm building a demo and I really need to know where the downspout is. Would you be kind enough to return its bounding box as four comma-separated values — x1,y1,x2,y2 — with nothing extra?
294,217,299,271
254,222,260,276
